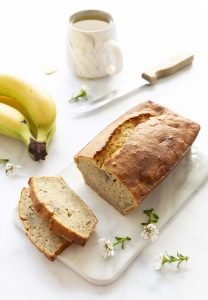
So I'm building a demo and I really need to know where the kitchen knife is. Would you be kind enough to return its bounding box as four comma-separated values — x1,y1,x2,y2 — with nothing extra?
72,53,194,115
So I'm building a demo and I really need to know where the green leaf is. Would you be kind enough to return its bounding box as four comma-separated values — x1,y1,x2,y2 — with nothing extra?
153,213,159,219
160,252,189,269
177,260,183,268
0,159,9,164
141,208,159,226
141,222,148,226
113,236,132,249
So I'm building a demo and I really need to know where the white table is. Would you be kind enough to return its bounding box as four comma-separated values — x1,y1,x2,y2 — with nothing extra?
0,1,207,299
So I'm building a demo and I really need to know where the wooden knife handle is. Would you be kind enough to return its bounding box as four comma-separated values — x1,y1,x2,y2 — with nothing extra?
142,53,194,84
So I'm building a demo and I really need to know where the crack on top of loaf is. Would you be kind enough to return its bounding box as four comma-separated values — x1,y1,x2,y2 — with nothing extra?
94,113,153,167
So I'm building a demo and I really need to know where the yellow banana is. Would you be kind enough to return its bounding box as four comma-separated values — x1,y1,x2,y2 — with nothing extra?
0,96,56,147
0,103,48,161
0,74,56,141
0,95,36,134
46,122,56,149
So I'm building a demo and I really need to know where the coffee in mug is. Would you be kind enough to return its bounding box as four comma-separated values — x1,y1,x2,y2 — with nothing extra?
66,10,123,78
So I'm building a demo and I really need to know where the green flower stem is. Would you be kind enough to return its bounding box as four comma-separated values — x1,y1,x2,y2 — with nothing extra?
70,88,88,102
141,208,159,226
74,90,87,100
161,252,189,268
113,236,131,249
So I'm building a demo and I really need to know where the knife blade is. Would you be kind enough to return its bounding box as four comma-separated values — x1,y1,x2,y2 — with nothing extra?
71,53,194,115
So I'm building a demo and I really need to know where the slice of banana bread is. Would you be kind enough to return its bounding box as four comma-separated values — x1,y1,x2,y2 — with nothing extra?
19,188,70,261
28,176,98,246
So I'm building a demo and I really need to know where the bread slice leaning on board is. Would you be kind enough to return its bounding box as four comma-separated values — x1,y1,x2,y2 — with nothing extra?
18,177,98,260
74,100,200,215
19,188,71,261
28,176,98,246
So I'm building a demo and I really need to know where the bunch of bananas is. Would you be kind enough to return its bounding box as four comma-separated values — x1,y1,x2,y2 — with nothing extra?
0,74,56,161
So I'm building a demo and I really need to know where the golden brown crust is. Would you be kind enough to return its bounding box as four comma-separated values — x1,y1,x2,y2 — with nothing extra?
75,101,200,214
28,179,53,220
74,101,163,160
49,219,86,246
53,240,71,257
25,232,70,262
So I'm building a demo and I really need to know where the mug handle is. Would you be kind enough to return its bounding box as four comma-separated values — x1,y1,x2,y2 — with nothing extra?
105,39,123,75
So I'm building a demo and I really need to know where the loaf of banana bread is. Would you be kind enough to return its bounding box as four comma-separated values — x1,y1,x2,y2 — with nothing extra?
74,101,200,215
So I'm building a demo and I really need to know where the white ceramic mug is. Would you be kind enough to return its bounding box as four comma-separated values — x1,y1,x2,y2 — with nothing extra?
66,10,123,78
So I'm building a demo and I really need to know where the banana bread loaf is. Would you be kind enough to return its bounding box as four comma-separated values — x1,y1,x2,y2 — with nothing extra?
74,101,200,215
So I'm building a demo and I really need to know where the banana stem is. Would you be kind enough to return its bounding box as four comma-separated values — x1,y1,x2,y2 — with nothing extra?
28,124,56,161
28,138,47,161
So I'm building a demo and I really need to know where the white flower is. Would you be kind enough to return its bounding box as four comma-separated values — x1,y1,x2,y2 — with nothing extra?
154,252,163,270
5,163,21,175
98,238,115,259
141,223,159,242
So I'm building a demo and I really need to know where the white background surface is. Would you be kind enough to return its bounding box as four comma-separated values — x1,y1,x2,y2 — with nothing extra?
0,0,208,299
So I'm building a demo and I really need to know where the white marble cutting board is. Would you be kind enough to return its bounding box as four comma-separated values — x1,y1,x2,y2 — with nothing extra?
14,145,208,285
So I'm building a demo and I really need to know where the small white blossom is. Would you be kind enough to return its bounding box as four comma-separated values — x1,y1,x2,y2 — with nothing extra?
5,163,21,175
154,252,163,270
98,238,115,259
141,223,159,242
